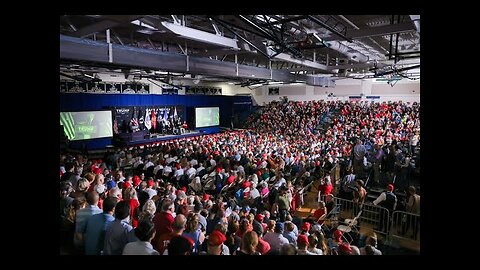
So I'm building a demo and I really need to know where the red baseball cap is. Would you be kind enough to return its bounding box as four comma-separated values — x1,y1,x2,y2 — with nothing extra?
387,184,394,191
133,176,141,186
301,222,311,232
147,179,154,187
208,230,226,246
123,181,132,189
297,234,309,245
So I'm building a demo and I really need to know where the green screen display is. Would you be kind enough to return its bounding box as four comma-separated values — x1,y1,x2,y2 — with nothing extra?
195,107,220,128
60,111,113,141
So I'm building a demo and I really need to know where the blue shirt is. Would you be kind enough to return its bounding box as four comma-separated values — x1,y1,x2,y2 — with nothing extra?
283,231,297,245
84,213,115,255
75,205,103,235
103,219,138,255
183,229,202,253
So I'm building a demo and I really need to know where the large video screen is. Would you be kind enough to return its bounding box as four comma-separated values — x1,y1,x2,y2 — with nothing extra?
60,111,113,141
195,107,220,128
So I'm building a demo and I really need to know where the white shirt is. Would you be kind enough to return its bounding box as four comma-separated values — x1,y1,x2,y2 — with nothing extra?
196,166,205,173
186,167,196,178
210,159,216,167
133,160,143,168
174,168,184,179
274,178,286,189
153,165,164,175
144,161,154,170
359,245,382,255
122,241,159,255
373,192,397,210
145,188,157,199
297,249,318,255
263,232,289,251
163,166,172,175
249,188,260,200
190,159,198,166
307,247,323,255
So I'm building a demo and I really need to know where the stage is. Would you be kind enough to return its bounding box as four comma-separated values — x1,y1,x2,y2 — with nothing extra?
113,130,204,147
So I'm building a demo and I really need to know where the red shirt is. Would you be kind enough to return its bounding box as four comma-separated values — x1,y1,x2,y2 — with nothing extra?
153,212,174,236
154,232,178,255
319,183,333,196
127,199,140,228
97,198,103,210
256,238,271,255
313,208,326,225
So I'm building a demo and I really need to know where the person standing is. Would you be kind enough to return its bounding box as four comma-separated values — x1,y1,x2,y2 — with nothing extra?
403,186,420,239
353,139,366,176
74,191,102,252
373,184,397,233
122,216,159,255
103,201,138,255
84,197,118,255
340,169,356,201
372,144,384,186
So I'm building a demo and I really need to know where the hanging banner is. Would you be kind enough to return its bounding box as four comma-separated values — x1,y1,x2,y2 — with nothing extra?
349,95,362,101
112,105,184,134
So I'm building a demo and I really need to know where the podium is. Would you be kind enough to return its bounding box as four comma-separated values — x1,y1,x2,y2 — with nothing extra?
113,131,147,146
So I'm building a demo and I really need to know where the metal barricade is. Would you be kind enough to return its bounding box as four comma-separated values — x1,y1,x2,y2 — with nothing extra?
389,211,420,242
318,196,391,237
358,202,390,236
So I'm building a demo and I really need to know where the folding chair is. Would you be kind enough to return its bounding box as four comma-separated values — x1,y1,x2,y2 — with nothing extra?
336,210,362,243
318,204,341,236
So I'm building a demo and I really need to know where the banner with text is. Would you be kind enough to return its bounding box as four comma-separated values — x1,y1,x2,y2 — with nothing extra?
112,105,184,134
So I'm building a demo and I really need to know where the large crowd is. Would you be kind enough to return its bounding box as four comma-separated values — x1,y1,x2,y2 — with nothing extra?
60,99,420,255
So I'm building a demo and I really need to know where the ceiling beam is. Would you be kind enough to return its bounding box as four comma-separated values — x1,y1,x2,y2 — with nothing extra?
194,48,254,57
307,15,352,42
269,15,308,25
324,22,415,41
60,34,304,83
72,15,144,38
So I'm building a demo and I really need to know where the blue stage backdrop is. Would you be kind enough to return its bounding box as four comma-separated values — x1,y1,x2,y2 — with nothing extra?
60,93,253,150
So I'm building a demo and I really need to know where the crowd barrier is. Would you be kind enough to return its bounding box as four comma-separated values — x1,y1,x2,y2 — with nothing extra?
390,210,420,242
317,195,420,245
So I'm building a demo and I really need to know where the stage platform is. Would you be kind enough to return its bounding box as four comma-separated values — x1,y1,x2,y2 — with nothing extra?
113,131,204,147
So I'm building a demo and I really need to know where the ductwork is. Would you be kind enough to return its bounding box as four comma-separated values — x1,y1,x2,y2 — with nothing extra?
60,35,305,83
266,47,329,70
306,76,336,87
160,21,240,49
159,20,338,72
328,41,369,63
409,15,420,34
